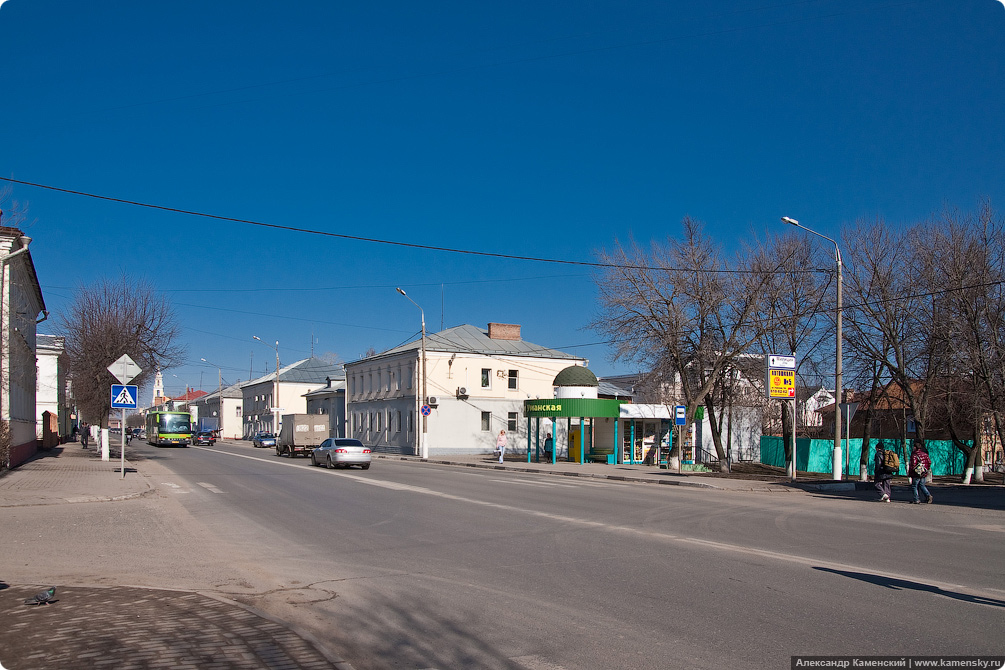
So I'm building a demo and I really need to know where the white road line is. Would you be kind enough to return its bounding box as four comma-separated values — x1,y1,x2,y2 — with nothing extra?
489,478,576,488
196,481,223,494
189,446,1005,604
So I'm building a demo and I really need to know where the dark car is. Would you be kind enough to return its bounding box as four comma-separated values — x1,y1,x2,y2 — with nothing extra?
252,432,276,449
192,431,216,446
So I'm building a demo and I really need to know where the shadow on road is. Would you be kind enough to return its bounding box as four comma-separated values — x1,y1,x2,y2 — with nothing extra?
813,567,1005,609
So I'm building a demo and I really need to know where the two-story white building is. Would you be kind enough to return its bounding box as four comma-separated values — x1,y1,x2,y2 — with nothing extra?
242,357,345,438
345,322,586,456
1,226,46,468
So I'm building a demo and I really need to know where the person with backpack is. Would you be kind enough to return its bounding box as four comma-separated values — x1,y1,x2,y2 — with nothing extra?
909,440,934,504
874,441,897,502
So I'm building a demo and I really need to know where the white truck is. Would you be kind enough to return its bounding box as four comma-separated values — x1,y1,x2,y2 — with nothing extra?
276,414,330,458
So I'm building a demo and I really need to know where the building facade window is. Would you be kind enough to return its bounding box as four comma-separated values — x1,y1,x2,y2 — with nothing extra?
508,412,518,432
395,410,402,433
407,365,413,389
481,412,491,431
481,368,491,388
508,370,518,390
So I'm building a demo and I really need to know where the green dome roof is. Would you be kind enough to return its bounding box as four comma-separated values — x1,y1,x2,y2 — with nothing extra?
553,366,599,387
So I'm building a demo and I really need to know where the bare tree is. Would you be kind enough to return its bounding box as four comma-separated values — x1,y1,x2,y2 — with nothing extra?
842,219,944,463
923,202,1005,481
591,217,779,471
748,232,831,472
57,277,184,427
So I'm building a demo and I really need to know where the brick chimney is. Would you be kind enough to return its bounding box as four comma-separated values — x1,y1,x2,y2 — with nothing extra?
488,323,521,340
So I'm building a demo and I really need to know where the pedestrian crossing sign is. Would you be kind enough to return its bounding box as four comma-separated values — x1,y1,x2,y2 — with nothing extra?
111,384,138,409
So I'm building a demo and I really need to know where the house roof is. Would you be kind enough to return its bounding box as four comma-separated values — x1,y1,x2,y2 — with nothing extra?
191,382,244,402
242,357,346,388
304,379,347,398
36,334,64,351
352,324,584,363
172,389,208,402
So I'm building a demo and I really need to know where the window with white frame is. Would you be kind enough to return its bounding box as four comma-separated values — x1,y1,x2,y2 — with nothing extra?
508,412,518,432
481,412,491,431
481,368,491,388
508,370,518,390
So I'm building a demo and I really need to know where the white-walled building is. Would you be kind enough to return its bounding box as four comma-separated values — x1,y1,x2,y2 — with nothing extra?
35,334,70,444
345,323,585,456
242,357,345,438
304,377,347,438
0,226,46,468
189,382,244,439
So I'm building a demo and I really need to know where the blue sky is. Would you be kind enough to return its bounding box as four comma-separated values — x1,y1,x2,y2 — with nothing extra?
2,0,1003,398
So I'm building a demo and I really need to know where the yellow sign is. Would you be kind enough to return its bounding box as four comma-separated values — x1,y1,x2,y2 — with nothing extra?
768,369,796,399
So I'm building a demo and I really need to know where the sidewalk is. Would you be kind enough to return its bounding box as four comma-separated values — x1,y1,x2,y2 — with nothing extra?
382,452,804,492
0,444,353,670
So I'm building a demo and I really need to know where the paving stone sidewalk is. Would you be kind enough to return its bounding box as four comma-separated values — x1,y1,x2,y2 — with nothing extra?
0,584,345,670
0,446,353,670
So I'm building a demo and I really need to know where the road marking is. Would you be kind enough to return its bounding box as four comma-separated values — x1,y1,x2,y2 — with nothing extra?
489,478,576,488
511,655,569,670
190,446,1005,605
161,482,181,488
197,482,223,494
417,656,568,670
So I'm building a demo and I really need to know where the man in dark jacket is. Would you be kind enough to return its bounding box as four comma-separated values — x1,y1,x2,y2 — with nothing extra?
874,442,895,502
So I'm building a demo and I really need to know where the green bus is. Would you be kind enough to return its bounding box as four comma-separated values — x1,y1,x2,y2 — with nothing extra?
146,411,192,446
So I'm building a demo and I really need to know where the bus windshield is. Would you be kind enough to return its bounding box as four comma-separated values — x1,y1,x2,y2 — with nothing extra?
161,414,191,434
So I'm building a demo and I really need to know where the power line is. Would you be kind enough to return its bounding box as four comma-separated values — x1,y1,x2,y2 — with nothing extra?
0,176,811,274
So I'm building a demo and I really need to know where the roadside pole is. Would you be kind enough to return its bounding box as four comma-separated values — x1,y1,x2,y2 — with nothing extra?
766,355,797,482
108,355,142,479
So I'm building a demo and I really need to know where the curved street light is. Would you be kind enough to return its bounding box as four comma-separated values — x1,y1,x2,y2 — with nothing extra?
253,336,281,437
782,216,844,481
396,288,428,459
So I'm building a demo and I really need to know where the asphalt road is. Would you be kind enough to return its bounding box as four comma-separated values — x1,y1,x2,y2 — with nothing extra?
19,439,1004,670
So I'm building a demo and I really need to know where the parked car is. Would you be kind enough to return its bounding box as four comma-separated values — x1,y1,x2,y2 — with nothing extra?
252,432,276,449
311,438,371,469
192,431,216,446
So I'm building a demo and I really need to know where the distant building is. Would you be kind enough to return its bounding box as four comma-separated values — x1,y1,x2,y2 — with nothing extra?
35,334,70,443
0,226,46,468
189,383,244,439
304,376,347,438
345,322,585,456
241,357,345,438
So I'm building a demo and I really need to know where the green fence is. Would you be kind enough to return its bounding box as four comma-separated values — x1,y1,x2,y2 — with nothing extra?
760,437,967,476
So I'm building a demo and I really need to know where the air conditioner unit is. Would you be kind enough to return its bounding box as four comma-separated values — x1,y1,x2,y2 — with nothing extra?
456,387,468,398
426,396,439,406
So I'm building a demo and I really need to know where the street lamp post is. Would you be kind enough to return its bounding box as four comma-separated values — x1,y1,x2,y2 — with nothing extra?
201,358,222,392
253,336,280,438
782,216,843,481
396,288,428,459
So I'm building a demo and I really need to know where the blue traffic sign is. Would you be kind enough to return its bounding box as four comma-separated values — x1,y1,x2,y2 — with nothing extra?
674,405,686,426
111,384,138,409
420,404,432,416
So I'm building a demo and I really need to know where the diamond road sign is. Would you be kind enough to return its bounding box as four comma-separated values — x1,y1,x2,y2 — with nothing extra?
111,384,138,409
107,354,142,384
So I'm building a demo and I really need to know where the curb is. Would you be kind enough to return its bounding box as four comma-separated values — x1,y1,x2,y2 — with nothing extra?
376,454,725,489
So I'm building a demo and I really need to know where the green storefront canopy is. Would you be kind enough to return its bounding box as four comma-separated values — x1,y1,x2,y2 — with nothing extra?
524,398,623,418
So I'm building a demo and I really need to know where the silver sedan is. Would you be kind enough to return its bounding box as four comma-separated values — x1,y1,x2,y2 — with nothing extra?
311,438,372,469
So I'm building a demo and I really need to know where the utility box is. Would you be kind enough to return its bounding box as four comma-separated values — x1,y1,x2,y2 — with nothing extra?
277,414,329,458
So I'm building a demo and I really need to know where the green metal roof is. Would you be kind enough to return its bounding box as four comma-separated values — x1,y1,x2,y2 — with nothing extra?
553,366,599,387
